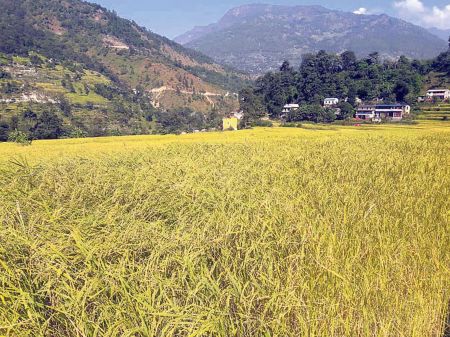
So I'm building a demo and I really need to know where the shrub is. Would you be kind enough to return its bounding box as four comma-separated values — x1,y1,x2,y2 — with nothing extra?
251,120,273,127
7,130,32,145
69,127,88,139
281,122,302,128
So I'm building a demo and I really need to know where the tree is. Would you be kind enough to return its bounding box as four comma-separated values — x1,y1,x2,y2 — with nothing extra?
367,52,380,65
239,88,266,124
287,104,324,123
0,121,9,142
58,95,72,116
393,81,409,102
347,86,357,107
280,60,293,72
32,110,64,139
319,108,337,123
337,102,355,120
341,51,357,71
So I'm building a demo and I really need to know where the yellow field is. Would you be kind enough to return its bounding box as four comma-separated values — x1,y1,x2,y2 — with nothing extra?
0,123,449,336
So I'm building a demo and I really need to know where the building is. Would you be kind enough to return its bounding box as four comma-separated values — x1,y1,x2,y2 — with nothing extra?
282,104,299,114
231,111,244,120
223,117,239,131
356,104,410,121
356,106,378,121
426,89,450,101
324,98,339,107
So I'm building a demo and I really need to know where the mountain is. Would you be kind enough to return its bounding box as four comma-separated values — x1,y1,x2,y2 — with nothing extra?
427,28,450,41
0,0,244,114
175,4,448,74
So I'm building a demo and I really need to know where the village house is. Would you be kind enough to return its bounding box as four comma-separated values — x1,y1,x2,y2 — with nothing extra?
356,104,410,122
222,117,239,131
426,89,450,101
282,104,299,114
324,98,339,107
222,111,242,131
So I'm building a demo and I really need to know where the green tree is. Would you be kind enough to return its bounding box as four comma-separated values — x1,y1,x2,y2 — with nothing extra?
287,104,325,123
337,102,355,120
393,81,409,102
32,110,64,139
0,121,10,142
341,51,357,71
239,88,266,125
58,95,72,116
319,108,337,123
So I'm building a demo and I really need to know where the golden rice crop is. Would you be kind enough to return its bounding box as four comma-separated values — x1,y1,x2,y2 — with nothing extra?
0,124,449,336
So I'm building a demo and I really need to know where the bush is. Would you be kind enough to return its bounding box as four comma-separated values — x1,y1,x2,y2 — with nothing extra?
8,130,32,145
281,122,302,128
69,127,88,139
251,120,273,127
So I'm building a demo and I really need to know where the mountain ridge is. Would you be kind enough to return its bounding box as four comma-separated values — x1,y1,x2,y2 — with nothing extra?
175,4,448,74
427,27,450,41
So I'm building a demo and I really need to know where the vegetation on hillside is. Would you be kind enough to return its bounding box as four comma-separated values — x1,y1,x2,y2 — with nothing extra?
0,0,246,115
0,124,449,336
0,53,228,140
240,48,450,123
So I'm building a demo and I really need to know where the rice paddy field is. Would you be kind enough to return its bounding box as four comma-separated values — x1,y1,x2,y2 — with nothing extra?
0,123,449,336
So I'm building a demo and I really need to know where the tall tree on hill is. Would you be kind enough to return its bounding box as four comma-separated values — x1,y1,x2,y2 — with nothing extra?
240,88,266,124
393,81,410,102
341,51,357,71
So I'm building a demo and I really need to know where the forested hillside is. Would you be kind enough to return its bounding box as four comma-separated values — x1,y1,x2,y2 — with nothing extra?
0,0,246,140
239,47,450,123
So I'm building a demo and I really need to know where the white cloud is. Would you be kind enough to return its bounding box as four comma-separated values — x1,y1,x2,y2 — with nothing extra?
353,7,369,15
394,0,450,29
394,0,425,13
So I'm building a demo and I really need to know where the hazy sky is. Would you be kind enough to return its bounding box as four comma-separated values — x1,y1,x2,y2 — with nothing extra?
91,0,450,38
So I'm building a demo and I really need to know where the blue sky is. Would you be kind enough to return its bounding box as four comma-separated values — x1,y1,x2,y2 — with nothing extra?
92,0,450,38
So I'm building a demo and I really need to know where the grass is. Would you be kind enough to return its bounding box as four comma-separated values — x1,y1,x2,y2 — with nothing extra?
12,56,30,65
0,123,449,336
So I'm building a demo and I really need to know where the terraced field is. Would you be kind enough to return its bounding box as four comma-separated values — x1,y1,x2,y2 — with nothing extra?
417,102,450,121
0,124,449,336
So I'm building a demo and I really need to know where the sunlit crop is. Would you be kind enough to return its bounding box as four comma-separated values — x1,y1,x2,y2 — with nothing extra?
0,123,449,336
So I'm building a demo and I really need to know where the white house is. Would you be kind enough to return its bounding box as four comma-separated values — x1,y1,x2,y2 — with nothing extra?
356,104,410,122
282,104,299,113
324,98,339,107
426,89,450,100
